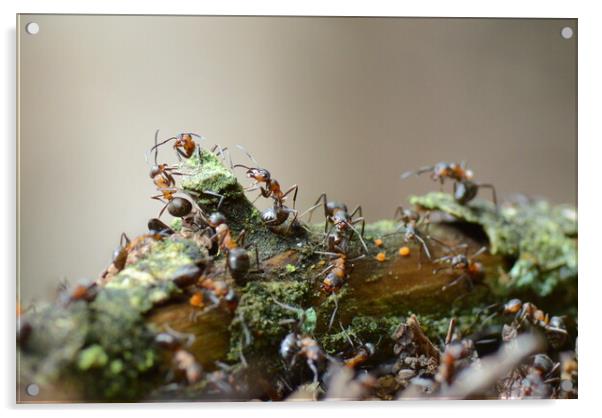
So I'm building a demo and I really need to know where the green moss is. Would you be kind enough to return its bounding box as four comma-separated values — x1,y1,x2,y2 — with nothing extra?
319,315,401,354
77,345,109,370
228,280,312,362
410,192,577,297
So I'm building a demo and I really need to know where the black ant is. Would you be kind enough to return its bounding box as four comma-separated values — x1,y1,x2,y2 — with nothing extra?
306,193,368,254
433,245,487,291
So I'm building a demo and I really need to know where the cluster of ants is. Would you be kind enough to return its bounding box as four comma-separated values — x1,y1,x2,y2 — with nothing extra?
49,130,503,388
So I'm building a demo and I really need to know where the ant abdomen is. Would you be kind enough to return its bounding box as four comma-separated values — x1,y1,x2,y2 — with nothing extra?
167,197,193,218
227,247,250,281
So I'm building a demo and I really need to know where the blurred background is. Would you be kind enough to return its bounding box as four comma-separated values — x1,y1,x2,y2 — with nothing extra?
18,15,577,302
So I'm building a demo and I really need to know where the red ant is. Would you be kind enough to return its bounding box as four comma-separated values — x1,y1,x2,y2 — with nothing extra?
338,323,377,369
387,206,445,263
306,193,368,254
401,161,474,185
433,244,487,291
276,301,328,385
150,131,203,161
154,326,202,385
401,161,497,208
502,299,568,348
232,145,299,207
205,211,261,283
314,250,365,329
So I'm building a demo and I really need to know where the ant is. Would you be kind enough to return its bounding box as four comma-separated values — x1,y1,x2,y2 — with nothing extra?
401,161,497,208
499,353,559,399
314,250,365,329
205,212,261,283
150,131,203,161
306,193,368,254
453,179,498,208
148,130,187,191
502,299,568,348
338,323,377,370
387,206,445,263
154,326,202,385
232,146,299,229
401,161,473,185
276,300,327,385
435,318,476,385
433,244,487,291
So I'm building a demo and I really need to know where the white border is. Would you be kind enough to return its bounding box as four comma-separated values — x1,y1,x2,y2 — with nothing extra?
2,1,598,417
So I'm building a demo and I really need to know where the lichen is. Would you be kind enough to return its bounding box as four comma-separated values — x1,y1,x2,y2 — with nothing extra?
410,192,577,297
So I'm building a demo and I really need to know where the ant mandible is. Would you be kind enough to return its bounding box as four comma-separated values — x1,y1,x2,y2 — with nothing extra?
433,244,488,291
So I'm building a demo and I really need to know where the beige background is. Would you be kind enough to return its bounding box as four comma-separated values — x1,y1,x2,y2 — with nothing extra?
18,16,577,302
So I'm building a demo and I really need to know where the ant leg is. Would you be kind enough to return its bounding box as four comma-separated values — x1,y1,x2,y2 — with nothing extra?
237,229,247,247
349,205,363,219
284,208,299,233
119,232,130,247
351,216,366,239
478,184,498,209
393,206,404,220
158,201,170,218
471,246,488,258
432,265,453,275
271,298,304,315
442,273,468,292
339,322,355,348
346,221,369,253
414,233,432,261
202,190,225,210
328,294,339,331
308,359,319,385
235,144,260,166
282,185,299,209
445,318,457,345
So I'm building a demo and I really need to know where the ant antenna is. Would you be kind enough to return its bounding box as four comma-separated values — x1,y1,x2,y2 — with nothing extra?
235,144,260,166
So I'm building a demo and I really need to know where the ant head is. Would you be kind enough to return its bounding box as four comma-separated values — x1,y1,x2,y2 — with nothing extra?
208,212,227,227
149,165,162,178
451,254,468,268
246,167,270,182
432,162,451,179
468,261,484,276
464,169,474,180
504,298,523,314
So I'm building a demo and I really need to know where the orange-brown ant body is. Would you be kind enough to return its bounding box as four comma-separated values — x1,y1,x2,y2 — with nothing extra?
433,245,487,291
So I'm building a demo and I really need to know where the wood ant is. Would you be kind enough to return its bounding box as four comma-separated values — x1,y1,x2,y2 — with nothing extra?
232,145,299,230
499,353,559,399
338,323,377,369
401,161,473,185
502,299,568,349
154,326,202,385
314,250,365,329
433,245,487,291
148,130,186,190
150,131,203,161
205,212,261,283
273,300,329,384
401,161,497,208
387,206,443,263
306,193,368,254
435,319,476,385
